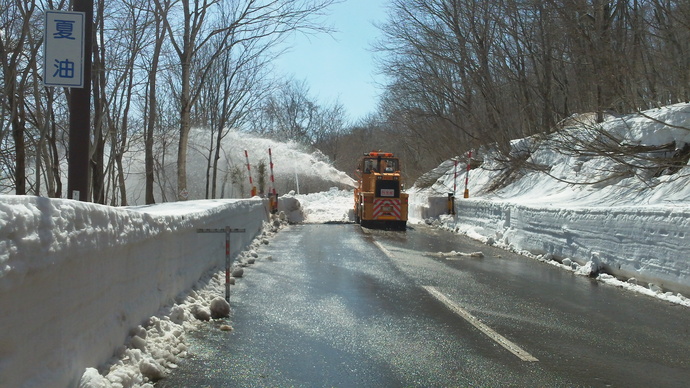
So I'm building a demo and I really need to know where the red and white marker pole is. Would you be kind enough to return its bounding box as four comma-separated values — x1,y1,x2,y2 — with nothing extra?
464,150,472,198
268,148,276,196
244,150,256,197
224,227,231,300
453,159,458,196
268,148,278,213
196,226,246,302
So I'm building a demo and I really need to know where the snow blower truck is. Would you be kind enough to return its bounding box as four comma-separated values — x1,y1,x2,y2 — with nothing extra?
354,151,408,230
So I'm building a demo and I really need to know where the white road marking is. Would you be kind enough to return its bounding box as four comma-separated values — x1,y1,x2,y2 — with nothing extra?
373,240,394,259
372,239,538,362
423,286,539,362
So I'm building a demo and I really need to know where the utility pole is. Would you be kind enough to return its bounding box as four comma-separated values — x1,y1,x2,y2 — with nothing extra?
67,0,93,201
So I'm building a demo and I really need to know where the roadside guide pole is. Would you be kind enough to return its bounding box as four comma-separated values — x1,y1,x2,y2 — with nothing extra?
244,150,256,197
464,150,472,198
268,148,278,213
449,159,457,215
454,159,458,196
196,227,246,302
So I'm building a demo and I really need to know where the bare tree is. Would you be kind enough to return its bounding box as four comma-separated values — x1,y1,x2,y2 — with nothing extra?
153,0,336,200
373,0,487,169
372,0,690,185
194,15,275,199
142,0,169,204
647,0,690,104
0,0,41,195
251,78,346,145
85,0,154,205
91,0,107,203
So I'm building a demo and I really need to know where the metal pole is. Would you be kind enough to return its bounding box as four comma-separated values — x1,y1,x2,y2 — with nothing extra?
67,0,93,201
453,159,458,197
295,172,300,195
268,148,276,196
244,150,255,197
449,159,458,215
268,148,278,213
464,150,472,198
224,226,231,301
197,227,245,302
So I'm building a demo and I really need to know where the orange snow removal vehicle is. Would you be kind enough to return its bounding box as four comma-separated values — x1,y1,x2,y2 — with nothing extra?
354,151,408,230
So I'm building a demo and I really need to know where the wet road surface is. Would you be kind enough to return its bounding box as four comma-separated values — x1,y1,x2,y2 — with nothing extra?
157,224,690,387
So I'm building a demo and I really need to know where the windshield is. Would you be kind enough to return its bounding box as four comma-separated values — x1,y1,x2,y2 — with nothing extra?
363,158,398,173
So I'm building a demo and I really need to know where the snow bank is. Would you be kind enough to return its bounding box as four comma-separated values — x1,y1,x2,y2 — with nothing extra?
77,217,287,388
448,200,690,294
410,103,690,297
0,196,269,388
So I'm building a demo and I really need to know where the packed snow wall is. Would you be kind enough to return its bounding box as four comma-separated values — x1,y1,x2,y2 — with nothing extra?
451,199,690,296
0,196,271,388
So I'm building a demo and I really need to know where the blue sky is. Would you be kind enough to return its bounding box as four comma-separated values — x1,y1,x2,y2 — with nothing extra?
272,0,389,123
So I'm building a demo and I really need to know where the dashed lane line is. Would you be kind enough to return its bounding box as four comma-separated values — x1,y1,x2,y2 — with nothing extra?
423,286,539,362
372,238,538,362
373,240,394,259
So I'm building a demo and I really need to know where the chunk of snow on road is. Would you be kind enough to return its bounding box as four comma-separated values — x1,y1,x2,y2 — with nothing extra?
289,187,354,223
427,251,485,259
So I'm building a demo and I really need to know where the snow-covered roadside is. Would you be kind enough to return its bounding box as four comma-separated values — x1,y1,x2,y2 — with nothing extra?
79,214,289,387
428,210,690,308
409,103,690,306
0,196,292,388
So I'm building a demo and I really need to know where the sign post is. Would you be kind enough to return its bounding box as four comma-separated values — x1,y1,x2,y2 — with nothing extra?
197,227,246,301
44,5,93,202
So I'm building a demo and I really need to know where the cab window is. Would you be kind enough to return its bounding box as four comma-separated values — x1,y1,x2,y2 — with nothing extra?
382,159,398,172
364,159,376,173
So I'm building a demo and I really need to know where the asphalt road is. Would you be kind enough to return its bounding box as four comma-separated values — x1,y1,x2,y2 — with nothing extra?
157,223,690,387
